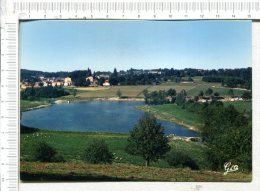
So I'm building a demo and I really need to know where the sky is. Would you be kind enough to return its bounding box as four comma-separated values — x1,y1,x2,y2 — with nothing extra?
20,20,252,72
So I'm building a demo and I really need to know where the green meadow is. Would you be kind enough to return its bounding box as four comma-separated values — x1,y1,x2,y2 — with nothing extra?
20,127,251,181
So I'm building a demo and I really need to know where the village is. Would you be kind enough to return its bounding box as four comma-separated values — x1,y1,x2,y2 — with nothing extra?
20,74,111,89
20,69,250,104
20,68,164,89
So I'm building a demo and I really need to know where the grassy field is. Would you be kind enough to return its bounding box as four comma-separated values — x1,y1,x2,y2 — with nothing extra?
61,77,248,99
20,127,208,169
20,127,251,181
20,100,51,112
137,104,202,131
137,101,252,131
21,162,251,182
73,85,151,98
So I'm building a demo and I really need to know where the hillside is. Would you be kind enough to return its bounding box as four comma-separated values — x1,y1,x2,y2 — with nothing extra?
20,162,251,182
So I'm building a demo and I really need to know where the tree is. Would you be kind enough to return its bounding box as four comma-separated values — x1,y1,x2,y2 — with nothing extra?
167,88,176,97
228,89,234,97
72,89,77,97
116,89,122,98
125,113,170,166
87,68,92,77
166,150,199,170
143,89,149,104
241,91,252,99
110,68,119,85
84,139,113,164
86,79,91,87
98,77,105,86
205,88,213,96
194,96,199,102
200,103,252,171
175,90,187,106
198,90,204,97
213,92,220,97
32,141,64,162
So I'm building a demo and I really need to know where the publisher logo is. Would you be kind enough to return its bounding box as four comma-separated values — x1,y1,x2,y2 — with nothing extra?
224,162,238,175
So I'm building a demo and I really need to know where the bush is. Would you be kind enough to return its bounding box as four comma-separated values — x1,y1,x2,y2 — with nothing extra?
32,141,63,162
51,153,65,163
166,150,199,170
83,139,113,164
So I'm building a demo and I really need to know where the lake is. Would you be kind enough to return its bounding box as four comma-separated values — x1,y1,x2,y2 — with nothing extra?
21,101,198,137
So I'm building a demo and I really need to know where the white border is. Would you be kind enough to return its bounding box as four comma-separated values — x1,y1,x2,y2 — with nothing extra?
19,20,260,191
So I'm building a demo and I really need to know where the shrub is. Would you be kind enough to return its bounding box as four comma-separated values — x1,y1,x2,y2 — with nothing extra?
166,150,199,170
51,153,65,163
83,139,113,164
33,141,58,162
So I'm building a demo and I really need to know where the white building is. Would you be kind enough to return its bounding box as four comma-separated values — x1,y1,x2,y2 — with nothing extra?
103,80,110,86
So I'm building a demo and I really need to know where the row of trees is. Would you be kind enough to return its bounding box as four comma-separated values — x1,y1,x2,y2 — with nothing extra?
144,87,252,107
203,76,251,89
143,88,176,105
22,67,251,81
21,86,69,100
170,98,252,171
200,102,252,171
22,67,251,89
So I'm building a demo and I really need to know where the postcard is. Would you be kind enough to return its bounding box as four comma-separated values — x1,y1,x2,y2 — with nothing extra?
19,20,252,183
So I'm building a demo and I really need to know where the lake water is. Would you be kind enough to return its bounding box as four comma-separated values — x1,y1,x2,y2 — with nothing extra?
21,101,198,137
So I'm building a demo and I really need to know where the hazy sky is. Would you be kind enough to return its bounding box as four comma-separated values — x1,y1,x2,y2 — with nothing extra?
20,20,251,72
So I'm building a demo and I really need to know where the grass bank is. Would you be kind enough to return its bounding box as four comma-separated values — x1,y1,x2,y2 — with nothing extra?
20,162,251,182
20,127,251,181
20,126,208,169
136,101,252,132
20,100,51,112
137,104,201,132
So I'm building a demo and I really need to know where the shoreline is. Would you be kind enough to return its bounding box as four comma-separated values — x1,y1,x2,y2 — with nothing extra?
22,97,145,111
136,105,200,133
55,97,144,104
21,125,200,140
22,104,51,112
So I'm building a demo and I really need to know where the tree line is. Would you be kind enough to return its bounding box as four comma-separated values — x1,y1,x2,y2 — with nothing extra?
202,67,251,89
21,86,69,100
21,67,252,89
